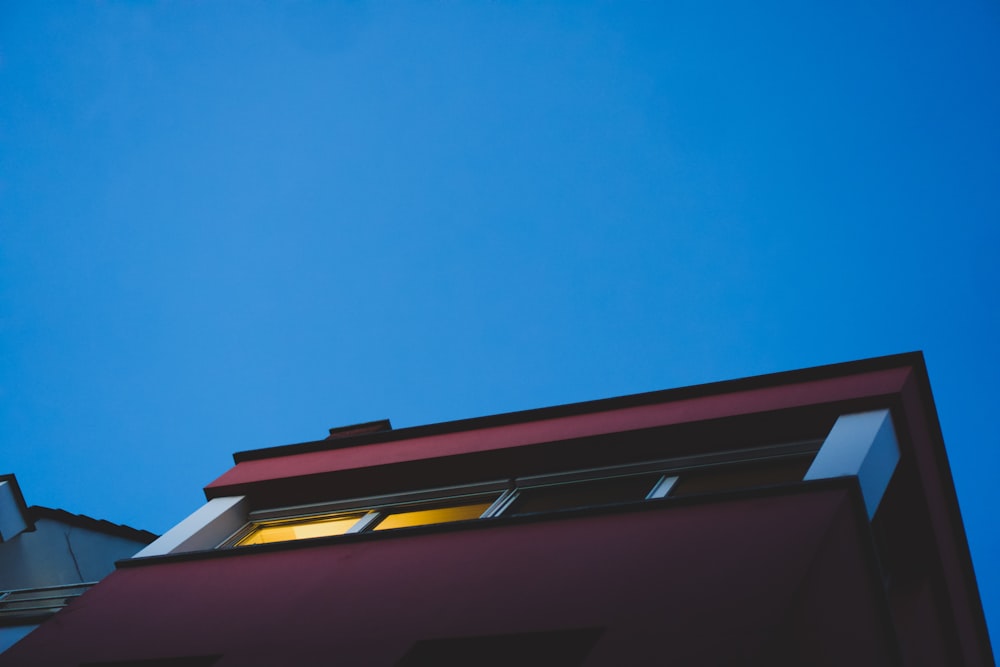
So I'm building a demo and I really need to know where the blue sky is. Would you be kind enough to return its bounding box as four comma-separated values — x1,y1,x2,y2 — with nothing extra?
1,1,997,651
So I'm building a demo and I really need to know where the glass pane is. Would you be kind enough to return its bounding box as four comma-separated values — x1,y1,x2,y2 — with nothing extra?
372,502,494,531
669,457,813,497
236,513,368,546
505,474,660,516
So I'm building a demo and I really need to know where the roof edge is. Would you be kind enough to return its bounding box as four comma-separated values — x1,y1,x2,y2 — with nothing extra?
233,352,927,464
27,506,158,544
902,354,996,663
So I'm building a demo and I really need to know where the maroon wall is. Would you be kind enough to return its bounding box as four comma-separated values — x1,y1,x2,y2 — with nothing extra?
1,486,897,666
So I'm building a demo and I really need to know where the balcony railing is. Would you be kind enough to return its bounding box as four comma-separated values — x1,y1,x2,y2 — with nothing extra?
0,582,94,620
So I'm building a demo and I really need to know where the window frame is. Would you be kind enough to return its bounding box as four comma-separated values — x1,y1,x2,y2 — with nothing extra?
219,480,510,548
501,439,820,514
217,439,822,548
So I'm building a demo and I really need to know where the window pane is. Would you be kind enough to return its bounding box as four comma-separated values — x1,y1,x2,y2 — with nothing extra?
669,457,813,497
505,474,660,516
236,513,368,546
372,502,493,531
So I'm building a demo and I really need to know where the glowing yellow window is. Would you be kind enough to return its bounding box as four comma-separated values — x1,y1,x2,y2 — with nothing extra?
372,501,494,531
236,512,369,546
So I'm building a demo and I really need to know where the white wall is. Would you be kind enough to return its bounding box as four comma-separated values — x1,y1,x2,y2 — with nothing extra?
0,518,149,590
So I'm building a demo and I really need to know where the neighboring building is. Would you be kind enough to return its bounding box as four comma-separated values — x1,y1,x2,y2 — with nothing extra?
0,353,992,665
0,474,156,653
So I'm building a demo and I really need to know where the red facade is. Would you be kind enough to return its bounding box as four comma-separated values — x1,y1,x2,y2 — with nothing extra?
2,353,992,666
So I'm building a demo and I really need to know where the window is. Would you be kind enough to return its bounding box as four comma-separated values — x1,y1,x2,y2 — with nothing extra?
234,512,370,546
220,441,820,549
221,483,508,548
372,501,496,531
668,455,814,497
504,473,668,516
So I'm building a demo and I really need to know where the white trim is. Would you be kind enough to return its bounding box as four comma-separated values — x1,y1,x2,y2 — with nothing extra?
0,481,27,542
481,489,519,518
646,475,679,499
346,512,382,534
134,496,248,557
804,410,900,518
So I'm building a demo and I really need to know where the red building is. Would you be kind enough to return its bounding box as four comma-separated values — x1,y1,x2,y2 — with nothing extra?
1,353,992,665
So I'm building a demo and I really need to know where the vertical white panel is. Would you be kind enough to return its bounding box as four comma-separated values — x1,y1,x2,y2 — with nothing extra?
133,496,248,557
805,409,900,518
646,475,679,499
0,482,28,542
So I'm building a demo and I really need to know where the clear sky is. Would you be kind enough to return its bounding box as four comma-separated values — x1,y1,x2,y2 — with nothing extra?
1,0,997,652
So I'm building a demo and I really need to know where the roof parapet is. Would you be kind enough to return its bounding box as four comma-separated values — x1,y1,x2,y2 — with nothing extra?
326,419,392,440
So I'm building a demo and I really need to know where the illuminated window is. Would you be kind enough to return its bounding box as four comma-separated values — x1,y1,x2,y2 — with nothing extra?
234,512,371,546
221,442,819,549
372,501,494,531
223,487,505,548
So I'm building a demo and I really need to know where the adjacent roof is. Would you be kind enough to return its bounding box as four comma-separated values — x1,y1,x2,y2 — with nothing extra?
0,473,157,544
27,506,157,544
